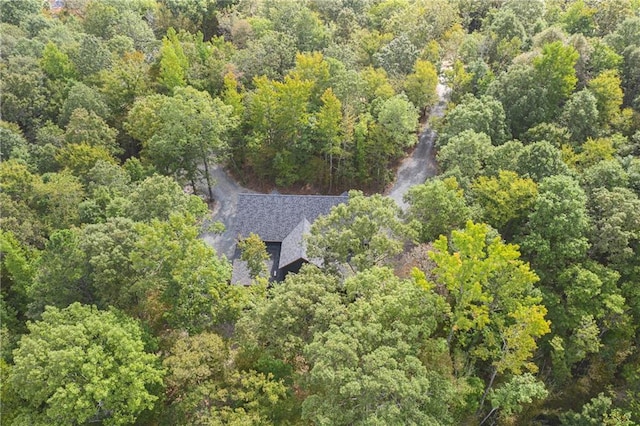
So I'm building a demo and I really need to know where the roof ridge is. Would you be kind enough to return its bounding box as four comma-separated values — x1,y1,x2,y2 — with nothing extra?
238,193,348,198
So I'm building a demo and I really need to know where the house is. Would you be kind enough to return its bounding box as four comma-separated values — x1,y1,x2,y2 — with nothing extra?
48,0,65,11
230,193,348,285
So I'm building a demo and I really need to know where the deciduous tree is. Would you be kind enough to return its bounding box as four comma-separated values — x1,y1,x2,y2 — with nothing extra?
10,303,163,426
405,177,471,243
404,59,439,112
471,171,538,238
519,175,590,279
429,221,550,417
588,69,624,126
307,191,416,273
302,267,455,425
238,233,269,279
438,94,510,146
532,41,579,122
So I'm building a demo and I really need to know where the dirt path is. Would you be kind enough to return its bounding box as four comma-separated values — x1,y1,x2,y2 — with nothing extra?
385,80,450,210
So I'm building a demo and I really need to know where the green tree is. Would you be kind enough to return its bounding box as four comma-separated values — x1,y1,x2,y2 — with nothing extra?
487,64,550,138
246,75,313,186
521,122,572,148
487,373,548,424
588,187,640,268
0,121,30,162
484,8,527,70
0,56,48,135
621,45,640,107
238,233,269,279
55,142,117,179
0,0,42,25
546,262,632,388
97,51,152,118
560,89,600,144
374,34,419,76
532,41,579,122
437,130,494,188
359,65,395,102
111,10,156,53
131,213,235,332
587,70,624,126
157,0,220,40
121,174,207,223
405,177,471,243
588,39,623,76
266,1,328,53
10,303,163,425
27,229,90,316
0,230,36,347
438,94,510,146
32,171,85,233
376,93,419,153
315,88,345,190
516,141,571,182
290,51,331,103
238,265,343,368
127,88,235,198
59,82,111,127
234,31,297,84
163,332,288,425
82,0,119,39
404,59,439,112
158,27,189,92
581,159,629,193
302,267,455,425
560,393,635,426
519,175,590,279
64,108,120,155
40,41,77,81
561,0,597,36
471,171,538,238
485,140,525,176
307,191,416,273
0,194,46,250
429,221,550,417
72,35,112,79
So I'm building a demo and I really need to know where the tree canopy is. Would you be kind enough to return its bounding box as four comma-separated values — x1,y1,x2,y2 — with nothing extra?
1,1,640,424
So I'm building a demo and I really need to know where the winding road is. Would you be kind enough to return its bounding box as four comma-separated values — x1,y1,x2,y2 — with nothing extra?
202,77,450,257
385,80,450,209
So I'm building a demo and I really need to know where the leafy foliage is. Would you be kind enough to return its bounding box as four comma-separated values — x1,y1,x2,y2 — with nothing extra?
308,191,416,273
9,303,163,425
2,1,640,423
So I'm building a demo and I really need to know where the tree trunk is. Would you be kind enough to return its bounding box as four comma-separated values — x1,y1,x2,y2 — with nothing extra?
329,152,334,193
203,155,214,201
478,366,498,415
190,177,197,196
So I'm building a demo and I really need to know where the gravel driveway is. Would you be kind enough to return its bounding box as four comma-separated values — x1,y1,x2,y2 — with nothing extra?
385,80,450,210
202,79,450,257
200,164,253,259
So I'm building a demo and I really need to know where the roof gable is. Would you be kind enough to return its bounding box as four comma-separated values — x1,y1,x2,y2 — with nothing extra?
233,193,348,242
279,218,312,269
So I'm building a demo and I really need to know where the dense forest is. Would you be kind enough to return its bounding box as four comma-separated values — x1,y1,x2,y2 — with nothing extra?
1,0,640,424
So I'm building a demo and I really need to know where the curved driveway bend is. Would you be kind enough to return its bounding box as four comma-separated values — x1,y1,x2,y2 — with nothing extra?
203,78,450,257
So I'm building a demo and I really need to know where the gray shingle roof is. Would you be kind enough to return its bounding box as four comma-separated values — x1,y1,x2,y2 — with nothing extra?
279,218,311,269
230,258,252,286
233,193,348,242
230,243,280,285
